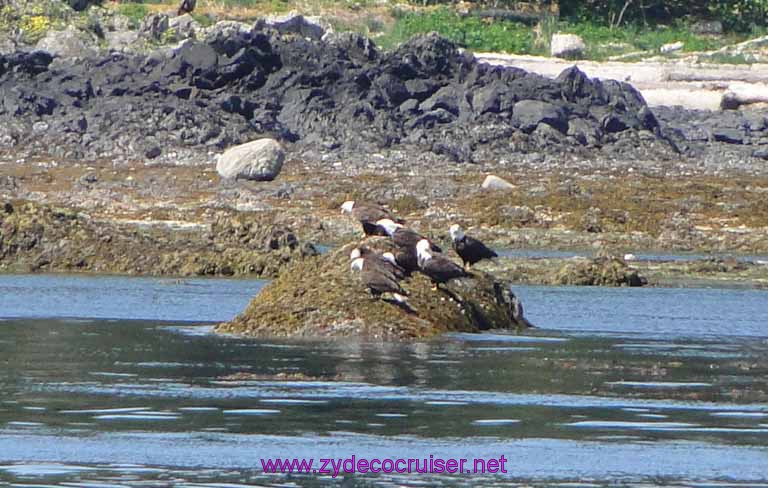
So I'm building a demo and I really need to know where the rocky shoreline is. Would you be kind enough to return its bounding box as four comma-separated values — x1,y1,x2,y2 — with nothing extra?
1,19,767,297
0,199,316,276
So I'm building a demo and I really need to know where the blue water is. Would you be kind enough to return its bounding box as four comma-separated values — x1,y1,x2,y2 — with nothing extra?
0,274,267,321
0,274,767,487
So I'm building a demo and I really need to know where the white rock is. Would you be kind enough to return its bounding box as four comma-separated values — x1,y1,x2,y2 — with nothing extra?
660,41,684,54
550,33,585,59
202,20,252,44
216,139,285,181
624,253,637,261
255,12,331,40
36,27,95,58
481,175,514,191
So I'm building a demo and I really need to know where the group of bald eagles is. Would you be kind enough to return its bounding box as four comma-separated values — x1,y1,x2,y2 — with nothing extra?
341,200,498,306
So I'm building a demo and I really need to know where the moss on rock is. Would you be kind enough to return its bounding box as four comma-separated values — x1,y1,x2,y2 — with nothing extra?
216,237,532,340
0,199,316,276
550,256,646,286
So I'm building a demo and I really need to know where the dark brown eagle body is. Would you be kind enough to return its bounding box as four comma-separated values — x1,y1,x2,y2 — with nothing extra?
341,201,404,236
449,224,497,269
415,239,468,288
351,257,407,300
354,247,407,280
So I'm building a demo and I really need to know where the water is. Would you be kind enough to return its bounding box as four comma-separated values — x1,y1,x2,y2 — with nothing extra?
497,248,768,264
1,274,767,487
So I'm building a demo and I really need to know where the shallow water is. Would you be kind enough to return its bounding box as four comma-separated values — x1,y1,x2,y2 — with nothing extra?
0,274,767,487
496,248,768,264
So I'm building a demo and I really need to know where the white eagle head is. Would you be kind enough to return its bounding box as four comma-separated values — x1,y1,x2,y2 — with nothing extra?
340,201,355,214
415,239,433,263
350,257,364,271
381,252,397,265
349,248,362,261
375,218,401,236
449,224,464,242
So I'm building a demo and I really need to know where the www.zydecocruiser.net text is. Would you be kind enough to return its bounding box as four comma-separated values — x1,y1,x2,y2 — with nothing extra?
261,455,509,477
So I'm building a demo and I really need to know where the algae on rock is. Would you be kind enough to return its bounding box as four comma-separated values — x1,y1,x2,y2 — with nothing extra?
0,199,316,276
216,237,533,339
550,256,646,286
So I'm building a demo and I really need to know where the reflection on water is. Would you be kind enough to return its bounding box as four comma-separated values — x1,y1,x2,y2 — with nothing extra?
0,275,767,486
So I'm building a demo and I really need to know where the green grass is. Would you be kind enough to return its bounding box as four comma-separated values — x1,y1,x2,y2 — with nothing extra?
562,22,732,59
377,8,535,53
374,8,751,60
117,2,149,27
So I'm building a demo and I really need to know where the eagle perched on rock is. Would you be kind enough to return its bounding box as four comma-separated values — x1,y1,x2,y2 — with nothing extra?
449,224,498,269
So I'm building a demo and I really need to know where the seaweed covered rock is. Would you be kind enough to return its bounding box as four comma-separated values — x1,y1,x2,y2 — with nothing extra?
550,256,646,287
0,199,316,276
216,237,532,339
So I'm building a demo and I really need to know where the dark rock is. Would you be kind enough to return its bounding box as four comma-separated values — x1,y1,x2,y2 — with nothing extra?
753,148,768,160
145,146,162,159
419,85,460,115
713,128,744,144
567,118,601,145
513,100,568,133
78,173,98,185
0,29,674,163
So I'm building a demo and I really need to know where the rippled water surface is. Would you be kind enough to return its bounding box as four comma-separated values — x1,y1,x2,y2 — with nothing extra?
1,274,767,487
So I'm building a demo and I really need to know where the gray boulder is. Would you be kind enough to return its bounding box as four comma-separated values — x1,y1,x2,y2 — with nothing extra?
36,27,95,58
105,30,140,52
170,14,201,40
550,33,585,59
481,175,514,191
691,20,723,35
139,13,169,41
513,100,568,133
202,20,252,55
0,37,17,55
216,139,285,181
255,13,330,40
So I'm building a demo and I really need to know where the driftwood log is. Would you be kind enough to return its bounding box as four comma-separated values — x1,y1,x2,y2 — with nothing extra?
720,83,768,110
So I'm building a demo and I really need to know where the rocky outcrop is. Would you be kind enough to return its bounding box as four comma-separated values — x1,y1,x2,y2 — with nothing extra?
550,256,646,287
653,106,768,157
0,27,668,164
217,238,532,339
0,200,317,276
216,138,284,181
35,26,96,58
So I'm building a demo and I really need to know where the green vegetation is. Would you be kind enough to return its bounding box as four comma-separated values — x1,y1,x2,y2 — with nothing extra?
562,21,731,58
560,0,768,33
117,2,149,27
378,8,535,52
376,7,746,58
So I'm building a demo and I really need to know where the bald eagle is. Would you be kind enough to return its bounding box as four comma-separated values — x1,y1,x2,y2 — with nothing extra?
376,218,442,273
350,256,408,303
350,247,407,279
449,224,498,269
415,239,468,290
341,201,404,237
